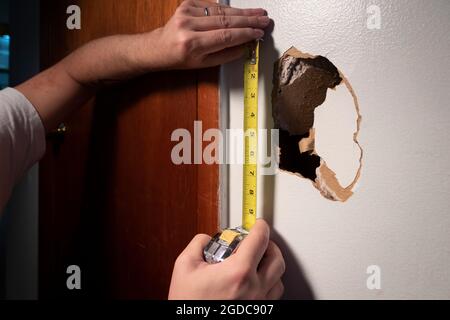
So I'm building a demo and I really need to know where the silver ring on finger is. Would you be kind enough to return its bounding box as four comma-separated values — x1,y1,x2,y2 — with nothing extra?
204,7,210,16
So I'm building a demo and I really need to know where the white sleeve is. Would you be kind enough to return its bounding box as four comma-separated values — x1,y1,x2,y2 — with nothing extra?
0,87,46,212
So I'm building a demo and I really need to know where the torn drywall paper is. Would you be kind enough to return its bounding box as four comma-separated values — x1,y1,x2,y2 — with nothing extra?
314,84,361,187
272,47,363,202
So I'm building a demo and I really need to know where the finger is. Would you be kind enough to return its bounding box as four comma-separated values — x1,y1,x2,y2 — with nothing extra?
187,0,230,8
189,6,267,18
190,15,270,31
234,219,270,269
196,28,264,54
202,45,246,67
258,241,286,291
265,280,284,300
179,234,212,263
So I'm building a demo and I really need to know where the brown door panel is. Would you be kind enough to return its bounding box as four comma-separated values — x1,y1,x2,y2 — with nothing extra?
39,0,219,299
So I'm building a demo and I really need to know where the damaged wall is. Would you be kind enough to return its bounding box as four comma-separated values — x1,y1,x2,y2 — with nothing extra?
224,0,450,299
272,47,362,202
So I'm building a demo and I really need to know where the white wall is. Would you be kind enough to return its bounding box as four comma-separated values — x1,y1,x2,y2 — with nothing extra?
224,0,450,299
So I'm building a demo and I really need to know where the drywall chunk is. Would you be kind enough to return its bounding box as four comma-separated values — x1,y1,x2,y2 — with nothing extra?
272,47,363,202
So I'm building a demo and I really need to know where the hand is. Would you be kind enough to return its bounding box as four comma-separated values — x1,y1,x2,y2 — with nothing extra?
17,0,271,131
150,0,271,70
168,219,285,300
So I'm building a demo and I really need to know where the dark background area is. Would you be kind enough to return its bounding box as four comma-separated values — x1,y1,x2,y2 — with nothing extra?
0,0,40,300
0,0,9,89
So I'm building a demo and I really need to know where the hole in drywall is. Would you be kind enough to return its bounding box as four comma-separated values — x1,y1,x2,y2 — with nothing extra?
314,84,361,187
272,47,363,202
279,129,320,181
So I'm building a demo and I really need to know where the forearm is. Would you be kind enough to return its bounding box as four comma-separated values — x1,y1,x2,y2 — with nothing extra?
62,31,165,86
16,31,163,132
14,0,268,132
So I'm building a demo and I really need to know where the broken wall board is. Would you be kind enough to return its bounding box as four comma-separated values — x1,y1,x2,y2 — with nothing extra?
225,0,450,299
272,47,362,202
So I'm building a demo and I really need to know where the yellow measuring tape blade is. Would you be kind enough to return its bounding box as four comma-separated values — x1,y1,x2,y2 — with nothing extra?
242,41,260,232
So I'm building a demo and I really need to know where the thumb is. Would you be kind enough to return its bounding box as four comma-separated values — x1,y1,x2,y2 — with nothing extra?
179,234,212,264
234,219,270,269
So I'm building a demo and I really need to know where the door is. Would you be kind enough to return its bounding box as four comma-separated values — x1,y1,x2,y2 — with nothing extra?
39,0,219,299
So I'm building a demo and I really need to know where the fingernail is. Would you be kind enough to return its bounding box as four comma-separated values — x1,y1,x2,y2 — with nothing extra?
258,16,270,26
254,29,264,38
255,8,268,16
252,8,267,16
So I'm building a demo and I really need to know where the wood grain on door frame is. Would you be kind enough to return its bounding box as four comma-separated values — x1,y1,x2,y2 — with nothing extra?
39,0,219,299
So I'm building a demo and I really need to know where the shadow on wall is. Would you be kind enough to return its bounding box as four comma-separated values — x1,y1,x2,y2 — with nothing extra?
223,20,315,299
260,24,315,300
259,23,278,227
272,230,315,300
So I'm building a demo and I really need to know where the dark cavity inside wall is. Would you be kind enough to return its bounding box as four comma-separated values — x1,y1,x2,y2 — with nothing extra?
273,51,342,182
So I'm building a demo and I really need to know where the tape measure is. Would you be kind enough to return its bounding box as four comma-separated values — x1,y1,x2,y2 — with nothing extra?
242,40,260,232
203,41,260,264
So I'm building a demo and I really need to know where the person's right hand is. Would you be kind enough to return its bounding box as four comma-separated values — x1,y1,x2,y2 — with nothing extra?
168,219,285,300
138,0,271,70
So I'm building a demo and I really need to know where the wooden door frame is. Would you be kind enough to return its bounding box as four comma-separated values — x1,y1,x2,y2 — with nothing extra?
38,0,220,299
